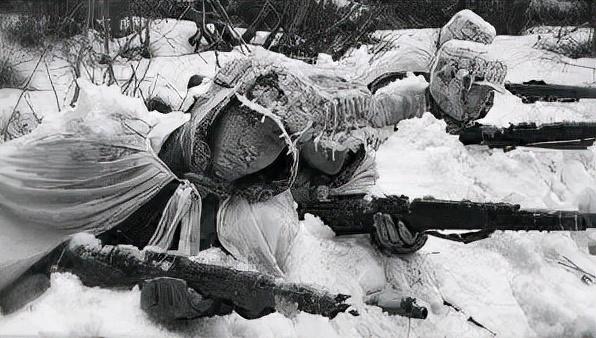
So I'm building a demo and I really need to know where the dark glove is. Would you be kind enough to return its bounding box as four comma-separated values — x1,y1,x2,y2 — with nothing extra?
140,277,231,323
372,213,428,254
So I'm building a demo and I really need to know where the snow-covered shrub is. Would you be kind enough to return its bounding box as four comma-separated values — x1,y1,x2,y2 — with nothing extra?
270,0,381,61
0,17,27,89
531,27,594,58
527,0,590,27
365,0,462,30
0,56,22,89
2,13,84,50
3,15,46,49
0,109,42,143
118,43,150,60
128,0,194,21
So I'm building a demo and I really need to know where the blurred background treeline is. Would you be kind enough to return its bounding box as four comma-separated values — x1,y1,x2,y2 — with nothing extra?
0,0,594,59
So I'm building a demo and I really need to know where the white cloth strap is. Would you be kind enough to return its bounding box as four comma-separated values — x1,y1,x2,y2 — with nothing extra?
148,181,202,256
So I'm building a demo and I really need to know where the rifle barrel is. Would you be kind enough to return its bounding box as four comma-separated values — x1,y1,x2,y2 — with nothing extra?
297,195,596,236
405,199,596,233
505,82,596,100
459,122,596,150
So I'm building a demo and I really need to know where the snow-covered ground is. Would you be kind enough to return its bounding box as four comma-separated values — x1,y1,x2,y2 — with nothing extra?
1,21,596,337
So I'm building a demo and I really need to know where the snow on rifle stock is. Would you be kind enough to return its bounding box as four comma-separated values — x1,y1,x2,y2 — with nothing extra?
57,242,353,319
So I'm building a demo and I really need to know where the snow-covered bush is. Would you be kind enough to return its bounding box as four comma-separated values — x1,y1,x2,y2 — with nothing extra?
0,17,28,88
523,0,594,58
0,109,42,143
0,57,21,89
267,0,382,61
128,0,194,21
2,16,49,49
527,0,590,27
1,12,86,50
530,26,594,59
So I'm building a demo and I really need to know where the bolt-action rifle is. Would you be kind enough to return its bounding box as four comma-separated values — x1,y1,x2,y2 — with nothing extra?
459,122,596,150
297,194,596,248
505,80,596,104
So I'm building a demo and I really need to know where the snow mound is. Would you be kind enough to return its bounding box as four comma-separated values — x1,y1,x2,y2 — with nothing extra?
0,273,173,337
488,35,596,86
481,93,596,127
373,113,596,337
375,73,429,96
376,113,596,210
148,19,197,57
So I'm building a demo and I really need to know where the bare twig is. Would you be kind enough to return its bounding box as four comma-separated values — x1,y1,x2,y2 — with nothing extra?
24,95,43,124
69,44,87,107
1,48,48,141
207,0,251,54
44,59,61,111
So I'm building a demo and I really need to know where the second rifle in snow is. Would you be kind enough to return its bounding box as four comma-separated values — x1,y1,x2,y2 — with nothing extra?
459,122,596,150
505,80,596,103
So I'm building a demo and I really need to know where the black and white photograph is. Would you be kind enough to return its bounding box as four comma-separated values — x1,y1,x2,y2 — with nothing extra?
0,0,595,336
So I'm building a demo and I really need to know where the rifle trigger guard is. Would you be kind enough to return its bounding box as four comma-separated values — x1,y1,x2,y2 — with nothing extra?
424,229,495,244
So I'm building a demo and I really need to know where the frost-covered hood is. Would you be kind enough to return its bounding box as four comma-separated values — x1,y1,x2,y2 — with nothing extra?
184,47,427,168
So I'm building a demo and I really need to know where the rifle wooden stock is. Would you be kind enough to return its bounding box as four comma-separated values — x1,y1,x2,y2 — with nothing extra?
58,244,353,319
297,195,596,236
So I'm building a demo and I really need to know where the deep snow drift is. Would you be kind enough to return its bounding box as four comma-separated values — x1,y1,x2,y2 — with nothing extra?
1,22,596,337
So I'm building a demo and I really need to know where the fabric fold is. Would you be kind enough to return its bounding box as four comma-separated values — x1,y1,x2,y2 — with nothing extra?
0,82,196,292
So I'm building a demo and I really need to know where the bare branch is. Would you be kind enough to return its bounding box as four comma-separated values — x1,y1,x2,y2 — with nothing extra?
44,59,61,112
1,47,48,141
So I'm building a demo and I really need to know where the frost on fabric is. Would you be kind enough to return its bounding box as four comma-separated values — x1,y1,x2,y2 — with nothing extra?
439,9,496,47
189,247,260,273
